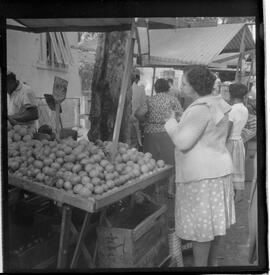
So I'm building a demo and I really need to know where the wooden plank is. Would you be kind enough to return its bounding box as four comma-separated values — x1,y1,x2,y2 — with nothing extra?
55,32,69,65
70,212,91,268
94,166,173,211
8,166,173,213
49,32,62,64
70,222,95,268
151,67,156,96
132,204,167,242
111,19,136,159
133,213,167,263
8,175,96,213
57,205,72,268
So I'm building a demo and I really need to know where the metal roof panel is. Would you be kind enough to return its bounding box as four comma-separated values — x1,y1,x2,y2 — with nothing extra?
145,23,255,66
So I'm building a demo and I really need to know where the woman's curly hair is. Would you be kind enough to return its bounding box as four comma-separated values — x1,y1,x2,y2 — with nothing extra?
229,82,248,99
185,65,216,96
154,78,170,93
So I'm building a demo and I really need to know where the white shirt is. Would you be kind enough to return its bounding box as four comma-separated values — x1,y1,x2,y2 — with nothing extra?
131,82,146,115
8,81,37,116
228,103,249,139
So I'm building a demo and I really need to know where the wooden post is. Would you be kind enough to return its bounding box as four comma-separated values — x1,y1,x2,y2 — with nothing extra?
151,67,156,96
57,205,72,268
235,25,247,83
55,103,61,139
111,19,136,158
70,212,91,268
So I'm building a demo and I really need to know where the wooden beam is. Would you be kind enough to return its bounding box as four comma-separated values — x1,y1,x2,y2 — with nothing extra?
57,205,72,268
151,67,156,96
135,21,142,65
111,19,136,158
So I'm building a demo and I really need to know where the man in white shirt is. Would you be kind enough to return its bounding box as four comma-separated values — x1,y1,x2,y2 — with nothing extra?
7,71,38,126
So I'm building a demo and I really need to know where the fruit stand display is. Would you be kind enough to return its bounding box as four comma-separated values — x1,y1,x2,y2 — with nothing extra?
8,124,173,268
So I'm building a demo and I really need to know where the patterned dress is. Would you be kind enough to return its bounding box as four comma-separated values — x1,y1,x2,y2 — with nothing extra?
175,175,235,242
143,92,183,164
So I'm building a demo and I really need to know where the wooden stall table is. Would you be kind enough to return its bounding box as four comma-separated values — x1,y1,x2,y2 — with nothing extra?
8,165,173,269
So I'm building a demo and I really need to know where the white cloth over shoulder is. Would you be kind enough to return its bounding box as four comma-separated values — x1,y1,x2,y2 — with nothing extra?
8,81,37,116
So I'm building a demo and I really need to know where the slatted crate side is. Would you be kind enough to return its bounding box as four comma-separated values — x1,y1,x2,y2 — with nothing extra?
96,227,134,268
96,202,169,268
135,236,169,268
132,212,168,264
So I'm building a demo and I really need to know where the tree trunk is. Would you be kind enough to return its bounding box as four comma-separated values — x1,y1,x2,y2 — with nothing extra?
88,31,132,144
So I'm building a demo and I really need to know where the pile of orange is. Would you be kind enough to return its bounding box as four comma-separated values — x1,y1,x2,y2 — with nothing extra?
8,125,167,199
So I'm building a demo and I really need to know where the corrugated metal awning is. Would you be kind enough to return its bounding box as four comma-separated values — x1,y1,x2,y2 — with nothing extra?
142,23,255,67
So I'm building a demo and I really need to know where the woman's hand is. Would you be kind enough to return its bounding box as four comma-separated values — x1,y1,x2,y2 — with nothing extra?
164,109,176,122
8,115,18,126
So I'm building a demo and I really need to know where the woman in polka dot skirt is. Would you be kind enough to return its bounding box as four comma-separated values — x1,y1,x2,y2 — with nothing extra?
165,66,235,266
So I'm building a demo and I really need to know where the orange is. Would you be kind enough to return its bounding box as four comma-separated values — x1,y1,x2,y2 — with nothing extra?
73,184,83,194
157,160,165,168
64,181,72,190
81,176,91,185
84,182,94,191
43,158,53,166
34,160,43,169
72,164,82,173
78,187,92,198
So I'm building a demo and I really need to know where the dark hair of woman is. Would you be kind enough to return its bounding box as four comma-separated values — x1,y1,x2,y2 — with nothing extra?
185,65,216,96
154,78,170,93
229,82,248,99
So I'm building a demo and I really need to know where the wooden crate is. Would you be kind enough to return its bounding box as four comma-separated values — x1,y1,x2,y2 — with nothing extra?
9,235,59,269
96,200,168,268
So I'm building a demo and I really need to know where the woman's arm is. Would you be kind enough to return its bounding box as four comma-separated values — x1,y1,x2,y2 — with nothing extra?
165,105,209,151
227,120,233,140
134,100,148,122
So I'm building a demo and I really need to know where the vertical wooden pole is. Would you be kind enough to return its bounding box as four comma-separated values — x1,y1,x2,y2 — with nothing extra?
235,25,247,83
57,205,72,268
55,103,61,139
111,19,136,158
151,67,156,96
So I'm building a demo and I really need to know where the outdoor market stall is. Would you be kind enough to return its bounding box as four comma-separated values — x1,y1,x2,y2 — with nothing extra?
6,18,184,269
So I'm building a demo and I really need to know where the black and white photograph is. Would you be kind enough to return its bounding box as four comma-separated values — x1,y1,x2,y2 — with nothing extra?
0,0,267,273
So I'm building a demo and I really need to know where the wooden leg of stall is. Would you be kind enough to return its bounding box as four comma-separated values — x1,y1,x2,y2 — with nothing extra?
70,212,92,268
70,221,94,268
57,204,72,268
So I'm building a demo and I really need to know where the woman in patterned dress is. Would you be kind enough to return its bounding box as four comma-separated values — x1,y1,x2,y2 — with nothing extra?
135,78,183,197
136,78,183,164
165,66,235,266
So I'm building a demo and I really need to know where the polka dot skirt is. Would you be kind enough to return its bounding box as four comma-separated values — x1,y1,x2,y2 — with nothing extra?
175,175,235,242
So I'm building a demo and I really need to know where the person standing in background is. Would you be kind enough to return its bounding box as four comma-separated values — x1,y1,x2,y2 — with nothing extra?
168,78,184,108
135,78,183,197
130,69,146,150
226,83,249,203
7,71,38,126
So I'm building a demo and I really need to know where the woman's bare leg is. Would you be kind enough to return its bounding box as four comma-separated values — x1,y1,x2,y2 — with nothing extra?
192,241,211,266
208,236,223,266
